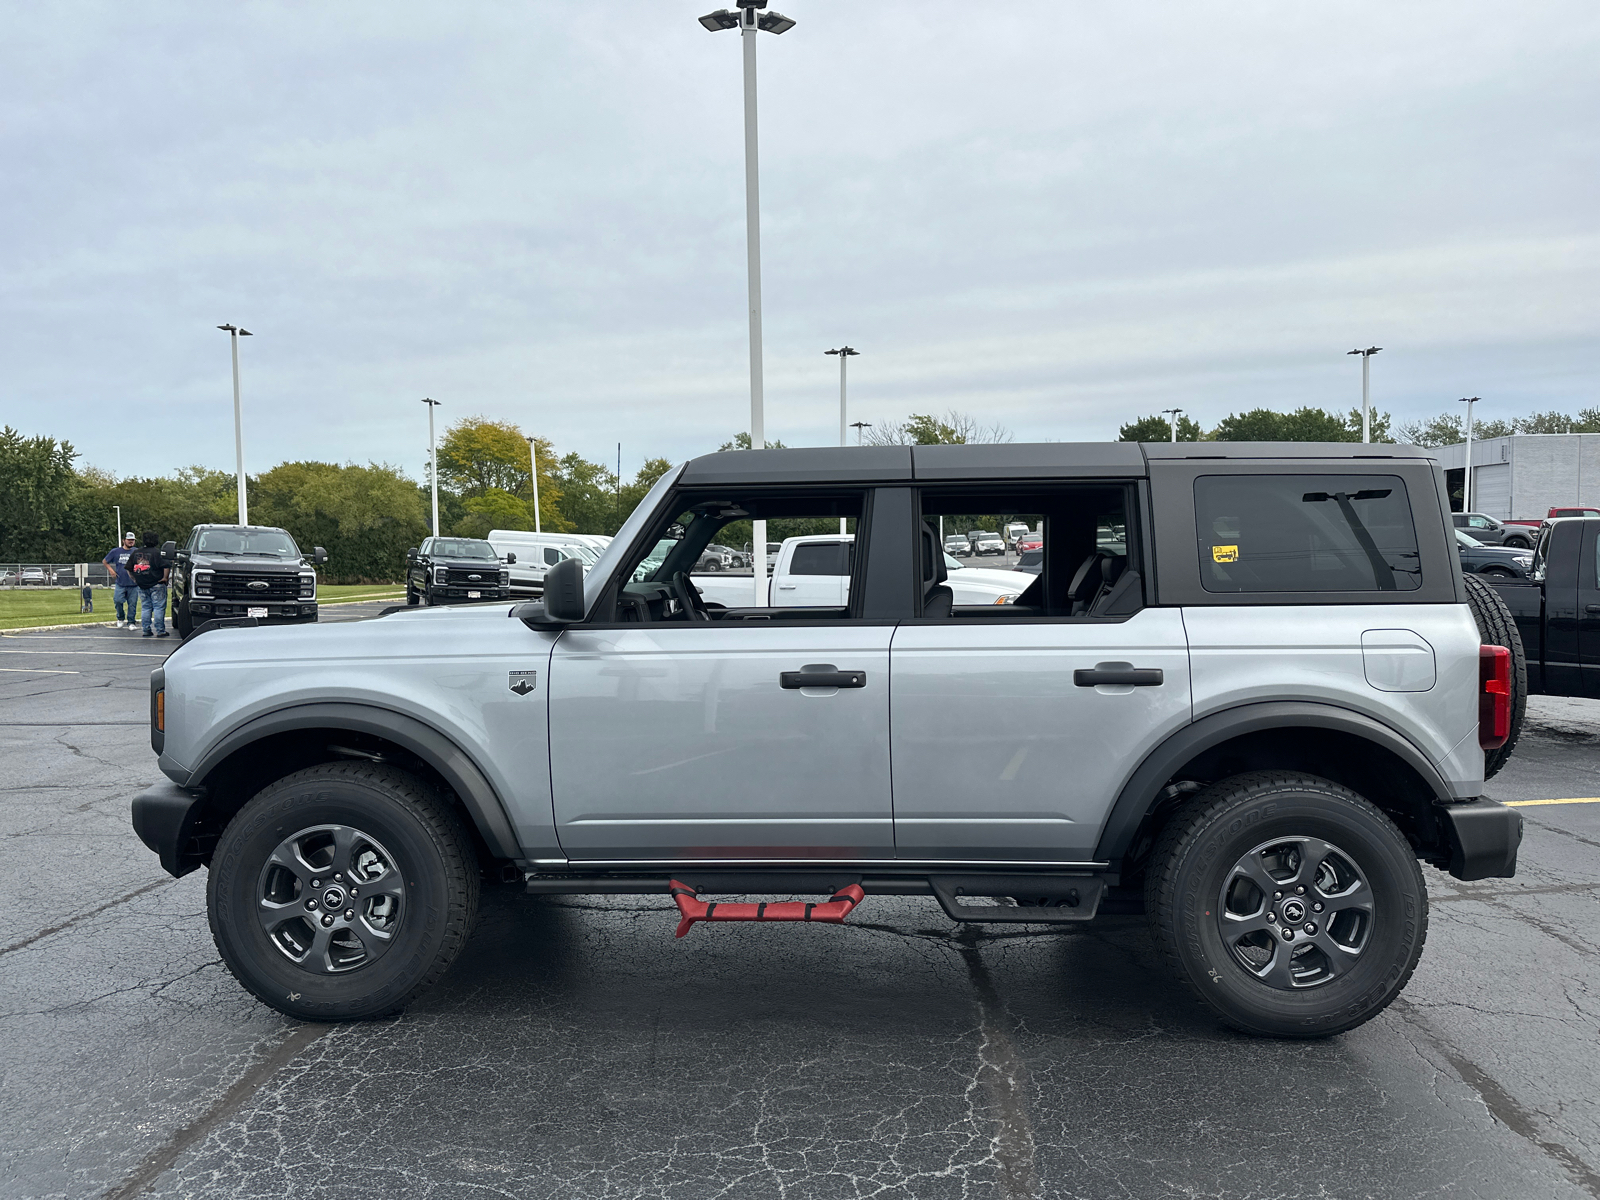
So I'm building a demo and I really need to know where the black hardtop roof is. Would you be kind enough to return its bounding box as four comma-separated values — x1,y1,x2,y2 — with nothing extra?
679,441,1436,486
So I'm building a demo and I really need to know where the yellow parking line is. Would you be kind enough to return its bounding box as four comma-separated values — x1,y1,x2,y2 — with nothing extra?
1504,797,1600,807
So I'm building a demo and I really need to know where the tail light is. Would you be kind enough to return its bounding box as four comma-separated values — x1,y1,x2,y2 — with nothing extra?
1479,645,1511,749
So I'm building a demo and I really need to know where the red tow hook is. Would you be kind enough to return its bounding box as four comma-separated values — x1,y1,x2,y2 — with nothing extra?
669,880,866,939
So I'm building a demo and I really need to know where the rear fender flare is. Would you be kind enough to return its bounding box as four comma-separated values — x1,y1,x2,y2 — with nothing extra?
181,702,520,860
1093,701,1454,865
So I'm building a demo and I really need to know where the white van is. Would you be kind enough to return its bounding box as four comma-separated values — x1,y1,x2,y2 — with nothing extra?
486,531,601,596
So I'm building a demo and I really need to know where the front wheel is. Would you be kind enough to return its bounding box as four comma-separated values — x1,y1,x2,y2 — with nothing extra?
1504,536,1531,549
208,763,480,1021
1146,772,1427,1038
1481,566,1516,578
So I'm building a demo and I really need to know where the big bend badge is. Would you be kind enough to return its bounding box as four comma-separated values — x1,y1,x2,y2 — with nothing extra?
508,670,538,696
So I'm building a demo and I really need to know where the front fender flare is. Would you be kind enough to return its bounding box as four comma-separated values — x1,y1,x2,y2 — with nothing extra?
177,702,520,862
1093,700,1456,866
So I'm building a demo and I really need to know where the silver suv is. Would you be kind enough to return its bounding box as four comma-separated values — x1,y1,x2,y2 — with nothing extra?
133,442,1523,1036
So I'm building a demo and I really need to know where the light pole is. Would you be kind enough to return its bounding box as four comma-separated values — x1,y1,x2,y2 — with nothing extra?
113,505,122,546
700,0,795,602
217,324,252,524
525,436,542,534
826,346,859,532
421,398,441,536
1348,347,1382,443
1161,408,1183,442
1459,396,1480,513
850,421,870,446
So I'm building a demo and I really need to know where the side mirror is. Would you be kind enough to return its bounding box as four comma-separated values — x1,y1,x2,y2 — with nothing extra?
542,556,586,623
407,548,418,562
504,552,517,565
312,547,328,564
160,541,177,556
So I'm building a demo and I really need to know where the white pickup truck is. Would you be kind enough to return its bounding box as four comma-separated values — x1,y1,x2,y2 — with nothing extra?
693,534,1034,609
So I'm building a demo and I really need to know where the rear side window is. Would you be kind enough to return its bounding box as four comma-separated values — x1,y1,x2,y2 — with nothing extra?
1195,474,1421,593
789,541,851,576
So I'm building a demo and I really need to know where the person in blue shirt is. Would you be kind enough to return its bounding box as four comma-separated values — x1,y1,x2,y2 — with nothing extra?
102,532,140,629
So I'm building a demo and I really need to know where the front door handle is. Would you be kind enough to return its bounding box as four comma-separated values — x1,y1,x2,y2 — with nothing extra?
780,663,866,689
1587,605,1600,615
1074,662,1164,687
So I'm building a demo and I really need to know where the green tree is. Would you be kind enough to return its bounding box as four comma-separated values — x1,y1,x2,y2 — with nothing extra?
718,432,789,451
254,462,428,583
863,410,1011,446
0,427,80,560
435,417,565,528
1396,412,1464,447
550,451,620,534
1119,414,1204,442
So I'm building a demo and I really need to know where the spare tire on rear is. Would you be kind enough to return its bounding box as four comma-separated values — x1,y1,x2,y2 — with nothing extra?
1462,571,1527,779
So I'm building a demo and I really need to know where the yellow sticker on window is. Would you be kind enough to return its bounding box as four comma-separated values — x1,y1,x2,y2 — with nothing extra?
1212,545,1239,563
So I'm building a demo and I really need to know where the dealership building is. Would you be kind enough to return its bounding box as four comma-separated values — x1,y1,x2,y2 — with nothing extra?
1434,433,1600,520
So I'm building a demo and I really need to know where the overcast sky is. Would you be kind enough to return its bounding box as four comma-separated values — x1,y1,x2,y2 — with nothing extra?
4,0,1597,483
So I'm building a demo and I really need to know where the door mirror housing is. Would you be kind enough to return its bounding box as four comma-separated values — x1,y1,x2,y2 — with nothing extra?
160,541,177,556
312,546,328,565
504,552,517,565
407,548,418,562
542,556,586,623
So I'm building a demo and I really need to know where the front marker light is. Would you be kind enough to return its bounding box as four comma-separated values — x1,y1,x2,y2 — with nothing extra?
156,690,165,732
994,593,1020,605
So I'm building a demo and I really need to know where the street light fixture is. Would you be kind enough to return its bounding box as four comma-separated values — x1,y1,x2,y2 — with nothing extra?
1459,396,1480,513
700,0,795,603
217,324,253,525
525,436,542,534
850,421,871,446
1347,347,1382,443
1160,408,1183,443
421,398,441,536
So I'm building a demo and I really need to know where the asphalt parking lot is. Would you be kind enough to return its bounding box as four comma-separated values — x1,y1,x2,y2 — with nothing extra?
3,606,1599,1199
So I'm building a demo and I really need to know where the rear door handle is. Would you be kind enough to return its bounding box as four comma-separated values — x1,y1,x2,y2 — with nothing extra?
1587,605,1600,615
1074,662,1164,687
780,664,866,689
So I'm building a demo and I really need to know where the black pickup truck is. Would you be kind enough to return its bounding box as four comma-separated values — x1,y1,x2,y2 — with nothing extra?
1489,516,1600,697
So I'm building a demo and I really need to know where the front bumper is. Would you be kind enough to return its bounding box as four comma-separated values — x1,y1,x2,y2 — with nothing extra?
131,780,210,878
187,600,317,623
431,587,506,601
1435,798,1523,880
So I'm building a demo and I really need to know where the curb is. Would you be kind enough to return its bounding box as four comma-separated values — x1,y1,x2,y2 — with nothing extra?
0,620,118,635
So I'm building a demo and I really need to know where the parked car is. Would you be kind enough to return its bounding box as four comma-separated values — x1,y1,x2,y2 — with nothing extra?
1015,532,1044,553
1455,530,1532,579
137,441,1522,1036
1503,507,1600,540
1004,521,1032,548
1488,516,1600,698
968,531,1006,556
487,531,598,597
1014,548,1042,575
1452,512,1533,549
19,567,47,586
943,533,971,556
167,525,326,637
405,537,510,606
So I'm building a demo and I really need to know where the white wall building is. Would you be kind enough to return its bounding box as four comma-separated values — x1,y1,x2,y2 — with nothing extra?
1434,433,1600,519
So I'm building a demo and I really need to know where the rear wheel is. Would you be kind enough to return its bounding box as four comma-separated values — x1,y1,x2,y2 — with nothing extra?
208,762,479,1021
1146,772,1427,1038
1463,571,1527,779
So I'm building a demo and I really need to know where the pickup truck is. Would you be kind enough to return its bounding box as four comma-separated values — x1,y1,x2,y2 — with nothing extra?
1502,507,1600,542
693,535,1032,608
1490,516,1600,697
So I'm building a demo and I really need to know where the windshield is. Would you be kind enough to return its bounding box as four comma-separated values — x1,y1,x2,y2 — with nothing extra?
430,539,497,560
1455,530,1485,548
584,464,686,609
195,528,300,557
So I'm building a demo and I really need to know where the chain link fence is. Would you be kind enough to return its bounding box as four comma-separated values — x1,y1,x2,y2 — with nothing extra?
0,564,117,588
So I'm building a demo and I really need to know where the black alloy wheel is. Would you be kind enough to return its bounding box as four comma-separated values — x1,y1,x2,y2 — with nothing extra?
1480,566,1516,578
1146,772,1426,1038
208,762,479,1021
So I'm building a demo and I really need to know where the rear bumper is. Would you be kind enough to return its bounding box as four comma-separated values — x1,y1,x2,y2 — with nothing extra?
1435,798,1523,881
131,780,209,878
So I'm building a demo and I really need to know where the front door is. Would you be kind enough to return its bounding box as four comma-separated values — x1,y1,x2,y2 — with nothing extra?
547,623,894,861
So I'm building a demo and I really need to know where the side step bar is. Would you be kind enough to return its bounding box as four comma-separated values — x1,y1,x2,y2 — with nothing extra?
669,879,865,938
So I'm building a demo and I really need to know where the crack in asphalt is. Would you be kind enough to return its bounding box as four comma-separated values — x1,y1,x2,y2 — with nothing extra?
1393,998,1600,1198
0,878,173,958
1435,881,1600,903
100,1020,333,1200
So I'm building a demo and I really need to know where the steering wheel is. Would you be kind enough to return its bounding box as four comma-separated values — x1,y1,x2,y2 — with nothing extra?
670,572,711,622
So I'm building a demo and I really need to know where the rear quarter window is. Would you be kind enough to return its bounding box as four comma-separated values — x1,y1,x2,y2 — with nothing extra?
1195,474,1421,593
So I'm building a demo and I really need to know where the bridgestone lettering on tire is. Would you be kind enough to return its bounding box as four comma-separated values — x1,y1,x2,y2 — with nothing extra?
1462,571,1527,779
1145,772,1427,1038
208,762,479,1021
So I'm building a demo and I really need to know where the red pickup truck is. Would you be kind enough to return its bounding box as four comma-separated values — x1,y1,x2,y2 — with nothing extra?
1503,506,1600,535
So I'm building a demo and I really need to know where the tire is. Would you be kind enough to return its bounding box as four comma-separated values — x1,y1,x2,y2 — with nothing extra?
174,603,192,638
1504,535,1531,550
208,762,480,1021
1480,566,1515,578
405,583,419,606
1462,571,1527,779
1146,772,1427,1038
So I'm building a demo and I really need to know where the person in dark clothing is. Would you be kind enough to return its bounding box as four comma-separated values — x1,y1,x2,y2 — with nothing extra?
80,582,94,613
127,532,170,638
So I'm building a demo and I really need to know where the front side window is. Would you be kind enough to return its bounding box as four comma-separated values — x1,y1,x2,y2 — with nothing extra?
1468,515,1493,529
1195,474,1421,593
544,547,563,566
